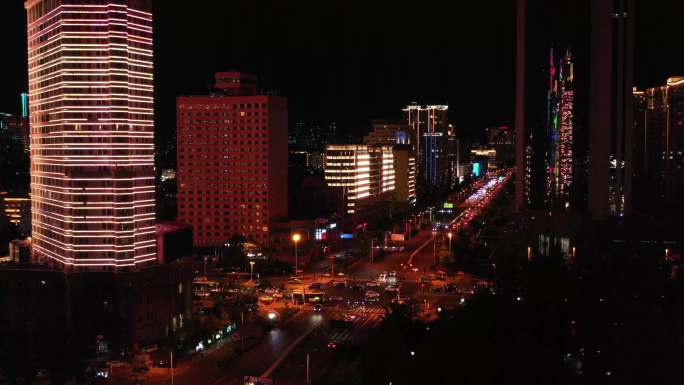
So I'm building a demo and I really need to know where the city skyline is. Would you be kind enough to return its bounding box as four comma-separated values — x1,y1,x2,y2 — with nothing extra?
3,1,684,385
0,1,673,141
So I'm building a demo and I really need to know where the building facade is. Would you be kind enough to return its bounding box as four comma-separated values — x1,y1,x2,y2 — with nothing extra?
363,119,410,146
25,0,157,271
176,72,288,248
392,145,416,203
633,77,684,216
403,103,449,187
324,145,395,215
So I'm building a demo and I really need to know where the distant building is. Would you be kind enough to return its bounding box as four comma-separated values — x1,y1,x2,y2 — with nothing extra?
177,72,288,248
289,121,337,151
324,145,395,215
487,126,514,145
363,119,410,146
403,103,449,187
2,196,30,231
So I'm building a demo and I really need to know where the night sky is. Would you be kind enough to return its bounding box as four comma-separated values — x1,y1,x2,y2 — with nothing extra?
1,1,683,154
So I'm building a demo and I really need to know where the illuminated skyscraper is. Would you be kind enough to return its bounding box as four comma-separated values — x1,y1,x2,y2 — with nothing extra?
403,103,449,186
25,0,156,271
546,48,574,206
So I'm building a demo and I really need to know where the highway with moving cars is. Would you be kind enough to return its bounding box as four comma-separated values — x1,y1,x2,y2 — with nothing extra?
117,171,511,385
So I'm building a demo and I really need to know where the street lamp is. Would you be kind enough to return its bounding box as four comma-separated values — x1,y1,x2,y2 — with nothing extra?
292,233,301,275
249,261,255,282
447,232,453,257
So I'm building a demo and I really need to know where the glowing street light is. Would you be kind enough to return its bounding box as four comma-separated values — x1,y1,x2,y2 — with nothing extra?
249,261,255,282
292,233,301,275
447,232,453,257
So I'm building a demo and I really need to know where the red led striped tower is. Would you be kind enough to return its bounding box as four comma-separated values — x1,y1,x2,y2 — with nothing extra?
25,0,156,271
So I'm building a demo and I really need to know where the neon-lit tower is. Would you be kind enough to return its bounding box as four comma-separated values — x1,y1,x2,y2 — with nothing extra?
558,50,574,200
25,0,156,271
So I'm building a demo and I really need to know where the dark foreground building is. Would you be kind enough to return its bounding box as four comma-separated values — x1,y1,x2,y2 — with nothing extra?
0,258,194,378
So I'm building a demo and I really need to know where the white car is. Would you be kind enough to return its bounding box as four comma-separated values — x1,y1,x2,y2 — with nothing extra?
365,290,381,299
385,285,400,292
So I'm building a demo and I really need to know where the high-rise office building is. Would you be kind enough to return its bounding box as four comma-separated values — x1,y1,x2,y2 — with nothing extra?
633,77,684,216
363,121,416,203
25,0,156,271
403,103,449,186
589,0,635,219
324,145,395,214
545,48,574,207
177,72,288,247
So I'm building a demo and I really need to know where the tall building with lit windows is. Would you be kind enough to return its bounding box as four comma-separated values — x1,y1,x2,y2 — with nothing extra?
324,145,395,215
176,72,288,248
403,103,449,187
25,0,157,271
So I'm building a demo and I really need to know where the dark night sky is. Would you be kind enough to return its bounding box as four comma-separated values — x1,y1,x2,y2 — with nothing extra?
1,1,683,152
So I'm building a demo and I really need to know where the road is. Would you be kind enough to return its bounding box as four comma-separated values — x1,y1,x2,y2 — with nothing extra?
117,172,512,385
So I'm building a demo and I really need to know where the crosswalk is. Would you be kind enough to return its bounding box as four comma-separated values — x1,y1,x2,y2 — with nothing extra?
323,306,386,345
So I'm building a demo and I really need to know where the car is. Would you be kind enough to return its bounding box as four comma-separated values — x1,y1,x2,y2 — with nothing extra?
351,284,364,291
288,278,303,285
332,281,347,288
385,285,399,292
327,295,344,302
272,292,284,299
411,267,419,272
431,286,443,293
343,313,358,322
337,272,346,277
365,281,382,288
329,318,354,329
327,339,342,350
365,290,380,298
314,303,323,312
391,295,410,305
259,295,274,304
308,282,322,290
